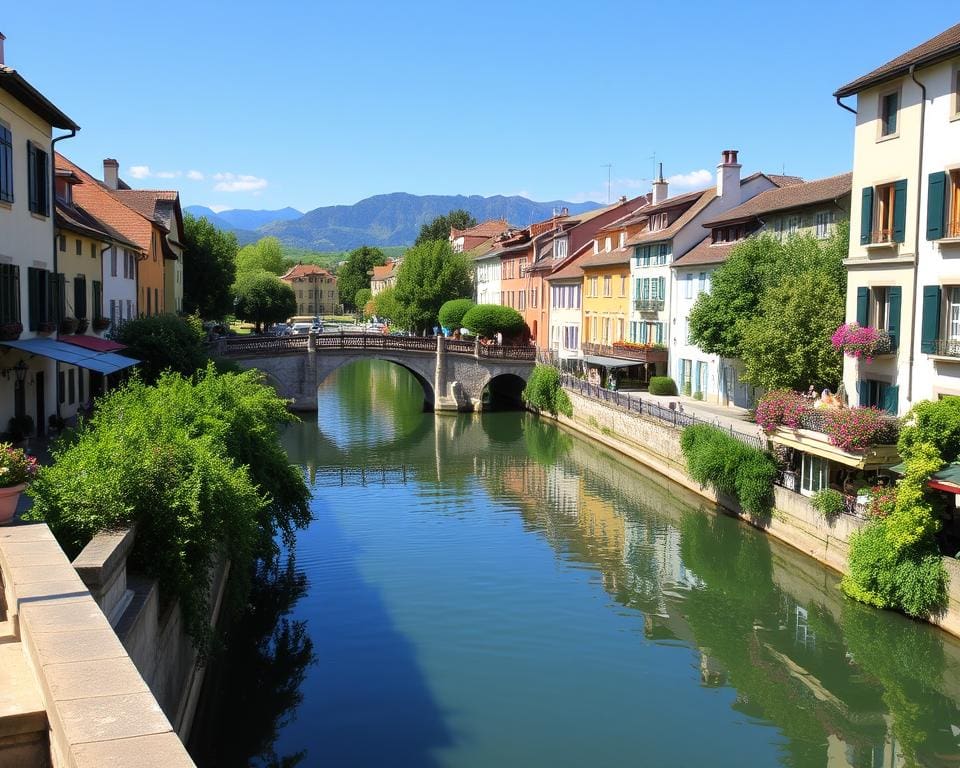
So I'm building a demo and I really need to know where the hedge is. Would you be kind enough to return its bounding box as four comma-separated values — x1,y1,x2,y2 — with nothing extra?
438,298,475,331
461,304,528,339
648,376,677,396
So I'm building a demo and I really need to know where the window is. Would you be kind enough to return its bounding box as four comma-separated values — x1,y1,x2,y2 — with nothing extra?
859,379,897,414
861,181,907,245
0,265,20,324
0,124,12,203
58,235,66,252
879,89,899,137
620,275,627,297
650,212,668,231
950,287,960,342
954,68,960,119
90,242,96,259
110,299,117,327
815,211,836,239
92,281,102,320
74,275,87,319
563,325,579,351
75,239,82,256
619,232,626,249
531,288,537,308
126,299,132,319
786,215,801,236
589,276,598,297
555,238,568,260
518,290,526,310
698,272,707,294
27,268,61,330
27,141,49,216
603,275,612,297
927,170,960,240
604,237,612,252
800,454,829,496
683,273,693,299
111,247,118,277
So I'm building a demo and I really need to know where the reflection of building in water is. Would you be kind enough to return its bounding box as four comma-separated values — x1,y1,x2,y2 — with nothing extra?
544,463,580,518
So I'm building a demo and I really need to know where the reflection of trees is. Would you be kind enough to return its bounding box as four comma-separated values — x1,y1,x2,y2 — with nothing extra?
189,555,315,768
523,418,572,467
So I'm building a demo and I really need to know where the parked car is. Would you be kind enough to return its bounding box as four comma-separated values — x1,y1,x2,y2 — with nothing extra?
291,322,313,335
274,324,292,336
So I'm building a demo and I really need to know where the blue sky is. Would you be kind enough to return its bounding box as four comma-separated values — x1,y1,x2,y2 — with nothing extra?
4,2,958,213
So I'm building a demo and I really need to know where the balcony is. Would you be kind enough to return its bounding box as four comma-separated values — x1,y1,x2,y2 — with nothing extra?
633,299,664,313
935,338,960,359
583,341,668,363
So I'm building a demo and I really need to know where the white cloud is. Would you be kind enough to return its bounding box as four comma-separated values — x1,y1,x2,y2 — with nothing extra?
209,205,230,213
212,172,268,193
186,170,204,181
129,165,151,179
666,169,712,190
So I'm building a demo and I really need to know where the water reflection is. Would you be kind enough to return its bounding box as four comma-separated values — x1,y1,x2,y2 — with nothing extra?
201,360,960,767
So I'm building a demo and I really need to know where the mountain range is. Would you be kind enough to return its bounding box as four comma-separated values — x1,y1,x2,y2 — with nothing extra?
184,193,602,251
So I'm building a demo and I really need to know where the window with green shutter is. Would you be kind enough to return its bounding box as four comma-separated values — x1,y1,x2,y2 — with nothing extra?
0,265,19,325
921,285,942,354
882,384,899,415
893,179,907,243
26,141,49,216
928,171,947,240
92,281,102,321
0,125,12,203
73,275,87,320
860,188,874,245
856,287,870,326
887,286,901,351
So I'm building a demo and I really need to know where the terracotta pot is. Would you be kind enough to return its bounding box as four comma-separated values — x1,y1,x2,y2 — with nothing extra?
0,483,26,525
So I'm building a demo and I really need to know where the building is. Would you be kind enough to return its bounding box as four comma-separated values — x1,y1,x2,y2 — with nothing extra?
370,261,398,296
109,183,186,316
835,22,960,413
668,151,803,403
280,262,338,316
56,155,170,320
0,49,80,435
470,238,501,305
675,172,852,406
450,219,510,253
544,248,586,368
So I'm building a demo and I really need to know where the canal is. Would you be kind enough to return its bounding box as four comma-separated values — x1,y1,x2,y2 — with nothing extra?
191,360,960,767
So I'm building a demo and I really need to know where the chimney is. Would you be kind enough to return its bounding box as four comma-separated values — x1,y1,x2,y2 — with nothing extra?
652,162,668,204
0,33,5,66
717,149,741,206
103,158,119,190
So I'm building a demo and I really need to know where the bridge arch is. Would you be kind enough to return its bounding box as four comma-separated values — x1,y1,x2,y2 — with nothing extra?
315,355,436,411
479,372,527,411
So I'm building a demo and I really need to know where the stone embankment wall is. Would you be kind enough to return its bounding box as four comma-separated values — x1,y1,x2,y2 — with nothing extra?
554,388,960,640
0,523,198,767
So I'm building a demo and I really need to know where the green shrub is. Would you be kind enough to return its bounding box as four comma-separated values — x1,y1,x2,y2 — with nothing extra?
438,299,475,331
112,313,209,384
26,365,311,649
811,488,844,518
523,365,573,417
693,390,704,401
648,376,677,396
680,424,776,516
461,304,528,339
682,381,692,397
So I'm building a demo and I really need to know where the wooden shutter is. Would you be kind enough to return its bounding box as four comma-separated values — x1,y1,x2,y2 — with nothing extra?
856,287,869,326
74,276,87,319
27,141,38,213
27,268,39,331
887,286,901,351
893,179,908,243
860,187,874,245
658,277,666,302
927,171,947,240
920,285,942,354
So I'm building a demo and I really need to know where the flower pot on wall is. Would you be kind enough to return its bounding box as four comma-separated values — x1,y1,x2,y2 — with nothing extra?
37,321,56,334
0,483,26,525
74,318,89,334
92,317,111,332
59,317,79,335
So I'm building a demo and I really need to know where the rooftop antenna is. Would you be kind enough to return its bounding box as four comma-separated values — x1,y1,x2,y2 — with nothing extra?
601,163,612,203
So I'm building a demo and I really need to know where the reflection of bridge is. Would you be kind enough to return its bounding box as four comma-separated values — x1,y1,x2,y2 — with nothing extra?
217,333,536,412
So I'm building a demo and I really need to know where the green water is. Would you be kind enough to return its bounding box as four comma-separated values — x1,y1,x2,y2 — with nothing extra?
193,360,960,768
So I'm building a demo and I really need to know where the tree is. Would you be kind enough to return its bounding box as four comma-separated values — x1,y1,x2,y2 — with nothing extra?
414,209,477,246
183,214,238,319
233,270,297,332
112,314,209,383
461,304,527,339
337,246,386,310
392,240,472,332
438,299,475,331
353,288,372,311
372,287,400,322
689,223,848,359
738,270,844,391
236,237,285,276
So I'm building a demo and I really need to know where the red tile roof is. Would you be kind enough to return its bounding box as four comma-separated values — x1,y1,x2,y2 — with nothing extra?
577,246,631,270
451,219,511,239
671,237,737,268
835,22,960,97
281,263,334,280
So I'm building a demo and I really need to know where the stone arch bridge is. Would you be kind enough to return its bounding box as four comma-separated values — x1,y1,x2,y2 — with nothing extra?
216,333,537,412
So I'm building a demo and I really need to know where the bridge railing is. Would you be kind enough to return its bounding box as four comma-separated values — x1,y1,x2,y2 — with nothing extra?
217,332,537,361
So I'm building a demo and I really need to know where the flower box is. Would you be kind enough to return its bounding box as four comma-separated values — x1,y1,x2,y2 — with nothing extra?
36,321,56,334
92,317,111,332
831,323,892,361
59,317,79,335
0,322,22,341
75,318,89,334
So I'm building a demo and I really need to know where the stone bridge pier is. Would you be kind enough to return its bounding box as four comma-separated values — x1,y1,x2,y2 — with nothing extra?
222,334,535,413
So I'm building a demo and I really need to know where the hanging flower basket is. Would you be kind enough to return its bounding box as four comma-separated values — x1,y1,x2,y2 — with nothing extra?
59,317,79,335
0,322,22,341
831,323,892,360
92,317,111,332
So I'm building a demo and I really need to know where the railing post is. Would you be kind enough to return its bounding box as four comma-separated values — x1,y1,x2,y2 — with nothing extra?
307,330,317,352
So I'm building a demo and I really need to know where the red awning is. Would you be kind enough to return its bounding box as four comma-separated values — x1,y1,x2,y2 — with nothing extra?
59,334,126,352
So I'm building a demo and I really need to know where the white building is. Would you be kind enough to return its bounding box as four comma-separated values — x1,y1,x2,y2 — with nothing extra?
544,249,585,367
667,151,802,402
835,22,960,412
472,241,502,305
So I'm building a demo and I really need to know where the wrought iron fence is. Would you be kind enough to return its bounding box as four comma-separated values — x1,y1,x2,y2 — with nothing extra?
560,373,765,450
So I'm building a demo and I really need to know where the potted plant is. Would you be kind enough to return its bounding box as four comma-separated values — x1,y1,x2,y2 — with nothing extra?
59,316,79,335
74,318,89,334
7,415,34,443
37,321,56,334
0,443,38,524
0,322,22,341
92,317,111,332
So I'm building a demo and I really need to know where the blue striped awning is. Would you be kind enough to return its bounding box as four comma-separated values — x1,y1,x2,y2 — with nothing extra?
2,338,139,375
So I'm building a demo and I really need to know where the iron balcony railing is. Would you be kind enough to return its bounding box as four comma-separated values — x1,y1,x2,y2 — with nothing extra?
633,299,664,312
582,342,668,363
935,338,960,358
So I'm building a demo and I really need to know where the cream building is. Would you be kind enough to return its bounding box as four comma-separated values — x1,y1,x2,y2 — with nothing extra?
835,22,960,413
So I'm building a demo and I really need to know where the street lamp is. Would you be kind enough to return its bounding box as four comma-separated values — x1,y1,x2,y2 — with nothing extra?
0,360,28,384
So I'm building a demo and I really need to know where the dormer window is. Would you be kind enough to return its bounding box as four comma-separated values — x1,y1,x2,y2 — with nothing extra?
619,232,626,248
650,212,668,231
555,237,568,260
593,240,599,254
605,237,612,253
